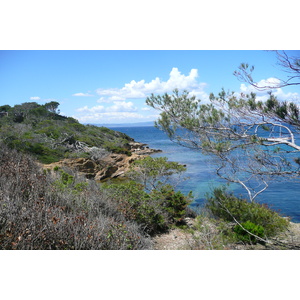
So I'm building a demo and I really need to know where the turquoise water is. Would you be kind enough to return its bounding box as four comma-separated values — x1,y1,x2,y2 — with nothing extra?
109,126,300,222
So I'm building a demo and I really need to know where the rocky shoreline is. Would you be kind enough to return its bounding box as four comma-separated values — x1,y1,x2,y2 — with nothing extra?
44,141,162,181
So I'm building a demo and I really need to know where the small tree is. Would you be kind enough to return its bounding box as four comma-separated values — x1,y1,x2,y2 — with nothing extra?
128,156,187,191
0,105,11,112
44,101,60,114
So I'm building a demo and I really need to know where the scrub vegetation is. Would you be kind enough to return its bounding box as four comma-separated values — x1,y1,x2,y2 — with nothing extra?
0,101,132,164
0,99,294,249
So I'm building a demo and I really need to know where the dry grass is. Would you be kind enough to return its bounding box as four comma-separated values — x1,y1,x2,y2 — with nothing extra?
0,144,152,250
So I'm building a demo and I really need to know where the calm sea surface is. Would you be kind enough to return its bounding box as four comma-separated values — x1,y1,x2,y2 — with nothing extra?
109,126,300,222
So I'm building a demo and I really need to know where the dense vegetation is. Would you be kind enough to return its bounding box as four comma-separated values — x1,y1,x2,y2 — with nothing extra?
0,101,293,249
0,143,196,249
205,187,289,244
0,144,152,249
0,101,133,164
0,101,195,249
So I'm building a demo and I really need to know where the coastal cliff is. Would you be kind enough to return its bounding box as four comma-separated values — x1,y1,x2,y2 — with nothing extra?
44,141,162,181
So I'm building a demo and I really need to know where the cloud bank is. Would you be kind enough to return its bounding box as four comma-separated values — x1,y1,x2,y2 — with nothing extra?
75,70,300,124
96,67,208,103
76,67,209,123
77,101,137,114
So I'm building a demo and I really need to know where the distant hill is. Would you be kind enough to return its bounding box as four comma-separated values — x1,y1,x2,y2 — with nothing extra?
0,102,134,164
89,121,155,128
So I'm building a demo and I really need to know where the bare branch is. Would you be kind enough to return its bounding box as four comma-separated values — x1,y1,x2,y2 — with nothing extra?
234,50,300,90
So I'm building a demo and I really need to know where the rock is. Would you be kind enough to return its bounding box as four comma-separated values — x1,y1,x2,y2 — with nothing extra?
44,142,162,181
129,141,162,155
184,217,195,227
95,166,119,181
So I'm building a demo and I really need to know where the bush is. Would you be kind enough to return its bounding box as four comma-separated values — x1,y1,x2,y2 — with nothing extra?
26,143,63,164
233,221,265,244
103,181,167,234
103,141,132,156
151,185,192,223
206,187,289,237
103,181,192,235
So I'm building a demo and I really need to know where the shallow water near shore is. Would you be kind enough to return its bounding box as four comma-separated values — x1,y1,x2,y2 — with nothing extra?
107,125,300,223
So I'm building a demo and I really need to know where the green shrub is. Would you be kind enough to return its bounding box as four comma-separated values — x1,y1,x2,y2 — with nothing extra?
151,185,192,223
233,221,265,244
103,181,167,234
61,171,74,186
103,141,131,156
74,182,88,193
27,143,62,164
35,125,62,139
98,126,114,134
103,181,192,235
54,169,77,191
69,122,86,132
206,187,289,237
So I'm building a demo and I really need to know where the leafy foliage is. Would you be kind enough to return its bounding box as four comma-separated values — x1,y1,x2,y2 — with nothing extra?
103,181,192,235
233,221,265,244
206,187,289,238
128,156,186,191
100,156,192,234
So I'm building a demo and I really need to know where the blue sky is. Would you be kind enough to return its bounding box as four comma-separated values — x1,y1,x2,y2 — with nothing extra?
1,50,300,124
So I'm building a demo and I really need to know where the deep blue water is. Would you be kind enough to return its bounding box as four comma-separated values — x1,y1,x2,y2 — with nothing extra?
109,126,300,222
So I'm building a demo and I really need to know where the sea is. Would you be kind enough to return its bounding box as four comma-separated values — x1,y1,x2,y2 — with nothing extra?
107,125,300,223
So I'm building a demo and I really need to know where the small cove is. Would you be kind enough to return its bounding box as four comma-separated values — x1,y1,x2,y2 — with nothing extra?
107,125,300,222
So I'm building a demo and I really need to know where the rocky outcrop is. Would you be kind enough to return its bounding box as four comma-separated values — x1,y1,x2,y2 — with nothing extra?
45,142,161,181
128,142,161,155
94,154,135,180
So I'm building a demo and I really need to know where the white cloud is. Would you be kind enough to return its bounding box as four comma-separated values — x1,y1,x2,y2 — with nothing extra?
30,96,41,100
74,68,211,123
77,101,137,114
239,78,300,103
106,101,137,112
72,92,93,97
76,101,140,123
77,105,105,113
96,67,208,102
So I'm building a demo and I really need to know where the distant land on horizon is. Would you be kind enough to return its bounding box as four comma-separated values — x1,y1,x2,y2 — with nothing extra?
87,121,156,128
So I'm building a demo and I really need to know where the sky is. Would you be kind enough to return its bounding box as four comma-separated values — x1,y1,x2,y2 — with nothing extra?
1,50,300,124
